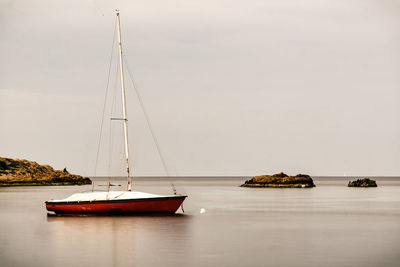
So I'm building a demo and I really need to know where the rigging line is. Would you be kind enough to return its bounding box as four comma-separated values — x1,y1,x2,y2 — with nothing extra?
107,57,120,191
123,56,177,195
93,16,118,192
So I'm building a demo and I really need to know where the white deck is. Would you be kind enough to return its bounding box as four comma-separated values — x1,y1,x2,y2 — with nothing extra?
49,191,176,202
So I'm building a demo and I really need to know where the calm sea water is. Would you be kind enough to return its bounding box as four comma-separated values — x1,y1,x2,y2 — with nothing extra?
1,177,400,267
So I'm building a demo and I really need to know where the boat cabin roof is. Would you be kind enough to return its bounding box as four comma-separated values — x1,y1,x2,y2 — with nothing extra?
49,191,173,202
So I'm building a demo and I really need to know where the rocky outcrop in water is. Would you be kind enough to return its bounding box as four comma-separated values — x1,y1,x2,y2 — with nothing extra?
0,157,91,186
241,172,315,188
348,178,377,187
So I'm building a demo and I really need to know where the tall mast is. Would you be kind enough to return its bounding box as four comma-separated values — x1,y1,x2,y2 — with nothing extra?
116,10,132,191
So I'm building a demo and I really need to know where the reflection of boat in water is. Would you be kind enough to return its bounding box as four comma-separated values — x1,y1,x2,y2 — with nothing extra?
45,11,186,215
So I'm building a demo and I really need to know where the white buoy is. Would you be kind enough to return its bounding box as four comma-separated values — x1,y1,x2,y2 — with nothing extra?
200,208,206,214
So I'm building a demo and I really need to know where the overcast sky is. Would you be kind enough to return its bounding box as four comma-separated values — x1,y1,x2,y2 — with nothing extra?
1,0,399,176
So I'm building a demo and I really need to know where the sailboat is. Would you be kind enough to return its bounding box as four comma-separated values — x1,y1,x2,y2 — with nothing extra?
45,11,186,215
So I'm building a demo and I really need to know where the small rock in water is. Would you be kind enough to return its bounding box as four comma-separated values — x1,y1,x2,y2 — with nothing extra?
240,172,315,188
348,178,377,187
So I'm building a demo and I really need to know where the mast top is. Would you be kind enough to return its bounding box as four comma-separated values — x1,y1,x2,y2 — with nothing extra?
115,9,120,15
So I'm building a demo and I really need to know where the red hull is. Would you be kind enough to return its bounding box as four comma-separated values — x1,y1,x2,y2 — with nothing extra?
46,196,186,215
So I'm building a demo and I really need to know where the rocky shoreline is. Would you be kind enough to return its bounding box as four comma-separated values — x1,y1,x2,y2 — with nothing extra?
241,172,315,188
0,157,91,186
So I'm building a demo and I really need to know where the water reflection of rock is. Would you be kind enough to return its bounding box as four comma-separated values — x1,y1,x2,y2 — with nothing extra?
46,215,193,266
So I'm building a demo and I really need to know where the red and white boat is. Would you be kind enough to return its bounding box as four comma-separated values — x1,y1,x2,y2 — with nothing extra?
46,191,186,215
45,11,186,215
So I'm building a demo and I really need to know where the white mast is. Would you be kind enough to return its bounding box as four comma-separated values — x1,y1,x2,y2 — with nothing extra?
116,10,132,191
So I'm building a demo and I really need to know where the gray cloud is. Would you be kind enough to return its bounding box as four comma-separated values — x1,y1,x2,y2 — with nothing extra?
1,0,399,176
